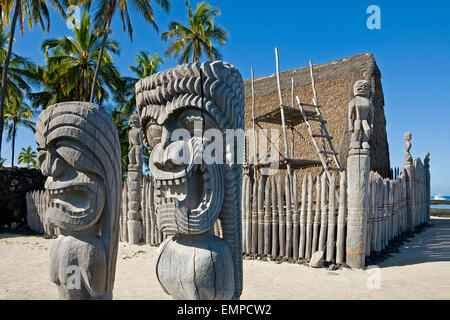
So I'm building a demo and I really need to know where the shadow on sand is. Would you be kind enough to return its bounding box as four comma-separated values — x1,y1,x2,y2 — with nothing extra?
377,217,450,267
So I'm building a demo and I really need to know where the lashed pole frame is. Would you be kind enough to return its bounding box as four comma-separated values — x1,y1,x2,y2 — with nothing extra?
275,48,293,182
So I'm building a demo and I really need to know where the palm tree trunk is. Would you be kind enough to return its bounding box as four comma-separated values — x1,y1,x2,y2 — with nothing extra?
0,2,20,160
89,16,112,103
11,123,16,167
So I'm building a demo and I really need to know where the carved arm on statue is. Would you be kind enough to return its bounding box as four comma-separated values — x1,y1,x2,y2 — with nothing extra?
348,102,355,132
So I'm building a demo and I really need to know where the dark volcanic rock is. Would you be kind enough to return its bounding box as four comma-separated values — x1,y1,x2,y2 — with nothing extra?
0,167,46,229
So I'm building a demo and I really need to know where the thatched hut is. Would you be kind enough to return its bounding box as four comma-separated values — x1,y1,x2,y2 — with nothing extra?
243,52,390,178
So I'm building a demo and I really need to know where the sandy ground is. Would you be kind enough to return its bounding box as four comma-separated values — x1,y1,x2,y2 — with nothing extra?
0,217,449,300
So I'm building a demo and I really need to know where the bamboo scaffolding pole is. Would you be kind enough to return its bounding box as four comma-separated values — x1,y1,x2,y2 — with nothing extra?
275,48,292,181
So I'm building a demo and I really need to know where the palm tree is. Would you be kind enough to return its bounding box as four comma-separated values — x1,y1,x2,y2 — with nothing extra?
29,10,121,108
162,1,227,64
88,0,170,103
17,145,37,168
114,51,163,116
109,105,132,179
0,30,39,102
129,51,163,78
3,97,35,167
0,0,66,160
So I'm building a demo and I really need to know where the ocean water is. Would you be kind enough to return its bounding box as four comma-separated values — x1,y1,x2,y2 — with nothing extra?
431,195,450,209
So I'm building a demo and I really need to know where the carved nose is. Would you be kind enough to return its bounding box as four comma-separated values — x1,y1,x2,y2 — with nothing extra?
41,149,66,178
153,141,189,170
164,141,187,168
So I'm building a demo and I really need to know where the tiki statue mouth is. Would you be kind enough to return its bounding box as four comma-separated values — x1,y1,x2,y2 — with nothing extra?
150,137,223,235
45,173,105,231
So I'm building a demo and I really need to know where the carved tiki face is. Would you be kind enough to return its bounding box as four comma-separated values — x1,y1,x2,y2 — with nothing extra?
35,102,121,233
130,114,141,129
146,108,225,235
353,80,370,98
404,132,411,140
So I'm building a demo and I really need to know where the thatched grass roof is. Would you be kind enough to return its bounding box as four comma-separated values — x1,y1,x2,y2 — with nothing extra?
243,53,390,180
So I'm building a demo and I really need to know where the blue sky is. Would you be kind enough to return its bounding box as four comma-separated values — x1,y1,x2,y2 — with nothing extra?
1,0,450,195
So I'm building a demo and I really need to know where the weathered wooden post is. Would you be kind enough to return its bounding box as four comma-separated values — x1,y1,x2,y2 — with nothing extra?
271,176,279,258
326,173,336,261
145,177,153,244
244,174,252,254
257,176,265,256
121,182,128,242
142,176,147,243
336,171,346,264
278,176,286,258
418,160,426,225
318,173,328,253
264,176,272,256
370,174,377,251
400,175,405,232
366,171,376,257
388,180,393,242
298,174,307,259
345,80,373,268
285,174,293,258
424,153,430,222
383,179,389,249
251,177,258,255
242,172,248,253
375,176,382,252
305,174,314,260
292,174,300,260
312,174,321,254
403,132,415,232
